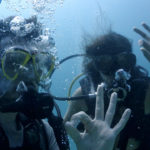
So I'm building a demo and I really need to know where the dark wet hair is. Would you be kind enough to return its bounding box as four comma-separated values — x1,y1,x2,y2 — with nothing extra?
82,31,148,84
0,15,42,50
85,32,132,56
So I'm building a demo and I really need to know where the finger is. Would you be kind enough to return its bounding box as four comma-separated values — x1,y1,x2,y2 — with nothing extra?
138,40,150,52
105,92,117,127
71,111,93,132
133,27,150,41
65,121,81,144
142,22,150,33
95,84,105,120
113,108,131,135
141,47,150,62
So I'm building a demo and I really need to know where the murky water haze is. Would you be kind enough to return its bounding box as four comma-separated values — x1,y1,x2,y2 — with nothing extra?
0,0,150,149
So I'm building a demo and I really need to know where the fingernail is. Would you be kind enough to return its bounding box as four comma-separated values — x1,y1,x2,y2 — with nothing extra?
97,83,104,91
140,47,145,52
133,26,136,30
126,108,131,114
138,40,143,46
112,92,117,98
113,92,117,96
141,22,145,25
101,82,105,87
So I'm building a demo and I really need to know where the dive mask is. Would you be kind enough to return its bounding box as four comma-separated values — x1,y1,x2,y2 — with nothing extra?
1,47,55,81
93,52,136,74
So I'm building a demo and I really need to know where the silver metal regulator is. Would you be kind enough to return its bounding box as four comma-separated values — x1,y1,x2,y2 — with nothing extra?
106,68,131,101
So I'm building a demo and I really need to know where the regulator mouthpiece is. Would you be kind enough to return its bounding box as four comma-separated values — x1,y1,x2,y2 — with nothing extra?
115,68,131,82
107,68,131,101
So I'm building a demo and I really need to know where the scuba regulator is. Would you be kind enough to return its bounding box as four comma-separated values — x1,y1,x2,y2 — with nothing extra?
0,81,54,119
81,69,132,101
106,69,131,101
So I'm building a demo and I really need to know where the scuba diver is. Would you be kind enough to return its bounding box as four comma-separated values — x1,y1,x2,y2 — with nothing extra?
64,32,150,150
0,15,65,150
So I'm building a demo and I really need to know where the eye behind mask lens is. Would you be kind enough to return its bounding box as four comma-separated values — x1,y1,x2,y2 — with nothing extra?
117,53,136,71
3,51,28,77
94,55,119,75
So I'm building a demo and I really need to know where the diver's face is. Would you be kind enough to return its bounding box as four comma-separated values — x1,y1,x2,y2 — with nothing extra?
0,35,54,105
0,38,38,104
1,36,53,86
93,52,136,76
1,36,38,84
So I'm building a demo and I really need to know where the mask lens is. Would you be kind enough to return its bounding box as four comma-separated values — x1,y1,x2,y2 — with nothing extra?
94,55,113,73
117,53,136,70
2,50,29,80
34,53,55,80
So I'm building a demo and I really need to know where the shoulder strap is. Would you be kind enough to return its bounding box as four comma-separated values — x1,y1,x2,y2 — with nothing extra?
18,114,48,150
48,113,70,150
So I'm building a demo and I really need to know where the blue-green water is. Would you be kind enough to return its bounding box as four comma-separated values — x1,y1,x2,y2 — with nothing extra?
0,0,150,149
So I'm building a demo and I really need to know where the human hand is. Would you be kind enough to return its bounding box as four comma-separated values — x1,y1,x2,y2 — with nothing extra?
133,23,150,62
65,84,131,150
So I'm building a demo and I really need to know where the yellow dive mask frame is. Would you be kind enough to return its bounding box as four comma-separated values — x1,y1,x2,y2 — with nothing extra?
1,47,55,81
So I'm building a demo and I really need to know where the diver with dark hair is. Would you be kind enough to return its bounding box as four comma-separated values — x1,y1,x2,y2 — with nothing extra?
0,15,132,150
64,31,150,150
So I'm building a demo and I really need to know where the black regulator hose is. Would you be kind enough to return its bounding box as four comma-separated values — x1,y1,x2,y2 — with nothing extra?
0,87,54,119
59,54,85,64
50,53,92,101
50,54,85,78
51,93,96,101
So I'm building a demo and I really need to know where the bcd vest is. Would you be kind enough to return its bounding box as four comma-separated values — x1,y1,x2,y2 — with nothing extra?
0,114,48,150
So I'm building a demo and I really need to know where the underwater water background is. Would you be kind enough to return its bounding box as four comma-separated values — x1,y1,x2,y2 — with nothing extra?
0,0,150,149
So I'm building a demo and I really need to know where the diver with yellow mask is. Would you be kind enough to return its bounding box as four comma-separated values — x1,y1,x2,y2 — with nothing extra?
0,15,93,150
0,15,61,150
